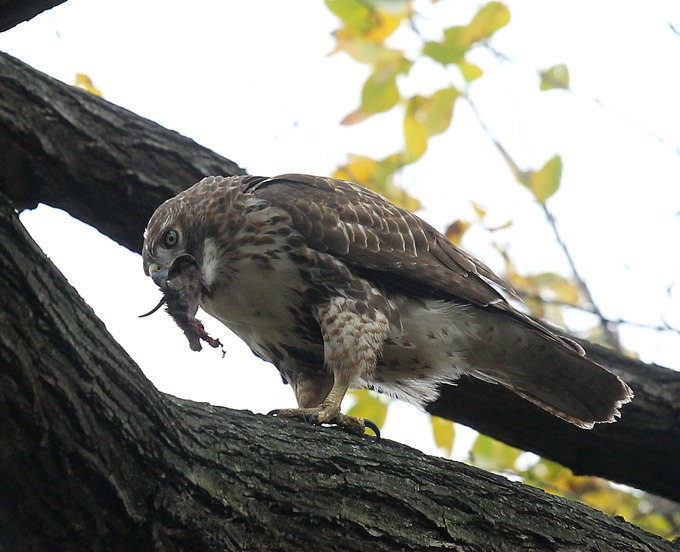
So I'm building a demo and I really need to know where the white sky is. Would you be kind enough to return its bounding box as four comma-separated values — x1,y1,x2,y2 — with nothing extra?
2,0,679,458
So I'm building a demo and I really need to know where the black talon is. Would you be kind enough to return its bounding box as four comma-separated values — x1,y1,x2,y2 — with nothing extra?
267,409,281,417
139,296,166,318
363,419,381,441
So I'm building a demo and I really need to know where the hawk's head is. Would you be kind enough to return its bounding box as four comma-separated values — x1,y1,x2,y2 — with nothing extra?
141,192,222,352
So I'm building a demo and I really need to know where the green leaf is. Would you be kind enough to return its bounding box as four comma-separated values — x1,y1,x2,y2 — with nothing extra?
423,3,510,66
531,272,579,305
469,434,522,472
361,69,400,113
422,87,459,135
403,87,459,160
423,26,467,64
540,64,570,90
325,0,371,32
430,416,455,455
526,155,562,202
326,0,411,45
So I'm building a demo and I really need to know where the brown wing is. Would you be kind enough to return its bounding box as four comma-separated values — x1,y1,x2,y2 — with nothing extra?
242,173,588,356
245,174,510,304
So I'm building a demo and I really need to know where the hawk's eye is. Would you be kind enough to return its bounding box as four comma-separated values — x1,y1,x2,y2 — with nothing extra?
161,229,179,248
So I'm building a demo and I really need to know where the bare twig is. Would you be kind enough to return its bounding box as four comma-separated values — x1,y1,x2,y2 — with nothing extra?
484,44,680,159
465,96,622,351
516,290,680,337
539,203,622,351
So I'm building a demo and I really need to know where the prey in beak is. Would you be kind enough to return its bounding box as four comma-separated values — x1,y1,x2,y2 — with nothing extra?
141,255,223,353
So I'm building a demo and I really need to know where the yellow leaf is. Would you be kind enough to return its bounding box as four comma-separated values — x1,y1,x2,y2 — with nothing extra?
458,60,484,82
430,416,455,455
403,96,429,160
346,389,388,429
470,201,486,219
444,219,470,246
467,2,510,39
526,155,562,202
74,73,103,97
540,64,570,91
333,154,381,184
464,1,511,44
333,153,422,211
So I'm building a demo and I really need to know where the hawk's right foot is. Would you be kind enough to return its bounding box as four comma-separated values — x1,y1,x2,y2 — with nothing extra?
268,406,380,440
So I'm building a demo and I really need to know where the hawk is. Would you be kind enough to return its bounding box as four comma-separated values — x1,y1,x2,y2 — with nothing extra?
142,173,632,436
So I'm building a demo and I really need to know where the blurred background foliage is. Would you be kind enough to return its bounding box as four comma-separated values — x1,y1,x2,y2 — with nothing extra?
323,0,678,539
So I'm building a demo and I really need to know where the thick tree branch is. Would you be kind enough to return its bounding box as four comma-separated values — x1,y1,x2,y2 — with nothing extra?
0,192,673,552
0,0,65,32
0,51,245,252
1,50,679,502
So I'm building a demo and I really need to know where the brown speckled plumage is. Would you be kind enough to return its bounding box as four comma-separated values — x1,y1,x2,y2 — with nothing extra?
142,173,632,432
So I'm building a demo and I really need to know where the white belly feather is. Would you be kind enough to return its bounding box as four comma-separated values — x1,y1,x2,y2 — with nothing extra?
199,237,311,362
200,238,482,407
371,298,479,406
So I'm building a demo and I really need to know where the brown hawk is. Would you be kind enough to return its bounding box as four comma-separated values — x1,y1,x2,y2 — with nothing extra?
141,173,632,436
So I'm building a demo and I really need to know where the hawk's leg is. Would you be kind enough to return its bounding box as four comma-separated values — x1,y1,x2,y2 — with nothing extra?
270,298,390,438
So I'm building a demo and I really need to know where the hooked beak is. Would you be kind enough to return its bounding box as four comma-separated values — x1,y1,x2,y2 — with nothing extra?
148,264,170,291
148,254,198,291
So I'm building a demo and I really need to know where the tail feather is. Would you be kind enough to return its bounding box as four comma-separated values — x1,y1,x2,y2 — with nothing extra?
465,310,633,428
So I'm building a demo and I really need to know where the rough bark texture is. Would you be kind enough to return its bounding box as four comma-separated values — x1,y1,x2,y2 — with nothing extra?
0,51,245,253
0,192,673,552
0,0,65,32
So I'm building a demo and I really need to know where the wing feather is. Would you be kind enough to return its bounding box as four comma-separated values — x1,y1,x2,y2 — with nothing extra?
246,174,508,305
242,173,587,355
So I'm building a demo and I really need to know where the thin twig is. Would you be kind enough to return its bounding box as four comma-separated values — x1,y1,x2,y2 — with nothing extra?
516,291,680,336
484,44,680,158
465,95,621,351
539,203,622,351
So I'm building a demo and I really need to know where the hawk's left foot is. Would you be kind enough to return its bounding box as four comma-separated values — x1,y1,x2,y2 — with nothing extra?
268,406,380,440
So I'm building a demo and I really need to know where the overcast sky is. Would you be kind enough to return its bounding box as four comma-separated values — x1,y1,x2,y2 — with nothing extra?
2,0,679,457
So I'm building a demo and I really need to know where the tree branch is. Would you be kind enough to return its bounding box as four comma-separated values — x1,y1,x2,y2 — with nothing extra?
0,191,673,552
0,0,65,32
0,50,245,253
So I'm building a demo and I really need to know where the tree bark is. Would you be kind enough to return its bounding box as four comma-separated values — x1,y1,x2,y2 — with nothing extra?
0,0,65,32
1,50,679,502
0,51,245,253
0,191,673,552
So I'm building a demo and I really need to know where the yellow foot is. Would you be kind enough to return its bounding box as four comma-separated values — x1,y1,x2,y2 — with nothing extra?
268,406,380,440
